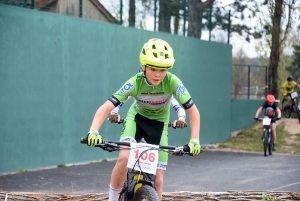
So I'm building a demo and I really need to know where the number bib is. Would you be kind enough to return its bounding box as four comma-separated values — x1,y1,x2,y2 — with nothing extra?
291,92,298,99
262,118,271,125
127,142,159,175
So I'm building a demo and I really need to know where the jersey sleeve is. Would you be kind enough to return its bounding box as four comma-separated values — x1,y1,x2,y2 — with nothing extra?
170,96,186,118
170,74,194,110
108,77,137,107
260,102,267,109
111,96,132,113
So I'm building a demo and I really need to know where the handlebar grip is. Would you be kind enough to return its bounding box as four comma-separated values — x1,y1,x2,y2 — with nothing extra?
183,145,190,152
80,138,88,144
168,122,188,128
107,118,124,124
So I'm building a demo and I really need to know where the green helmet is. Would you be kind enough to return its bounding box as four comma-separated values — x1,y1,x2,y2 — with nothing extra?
139,38,175,69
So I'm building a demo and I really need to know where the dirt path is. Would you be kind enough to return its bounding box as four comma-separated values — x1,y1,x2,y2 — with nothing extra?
278,118,300,134
1,191,299,201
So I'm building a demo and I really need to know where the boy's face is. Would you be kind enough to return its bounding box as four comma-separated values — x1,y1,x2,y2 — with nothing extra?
143,65,168,86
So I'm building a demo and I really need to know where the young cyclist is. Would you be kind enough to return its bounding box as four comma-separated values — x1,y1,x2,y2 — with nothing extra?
86,38,201,200
109,95,186,128
254,94,281,151
281,75,300,107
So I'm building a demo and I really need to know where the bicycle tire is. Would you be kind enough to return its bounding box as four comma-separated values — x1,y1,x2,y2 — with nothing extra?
133,185,160,201
268,137,272,156
118,181,128,201
294,101,300,123
282,98,292,118
263,130,268,157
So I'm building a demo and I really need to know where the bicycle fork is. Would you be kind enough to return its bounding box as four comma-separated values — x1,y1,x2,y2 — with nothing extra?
263,126,271,143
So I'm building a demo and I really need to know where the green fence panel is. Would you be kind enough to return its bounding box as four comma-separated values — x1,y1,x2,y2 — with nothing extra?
0,4,232,173
230,99,263,132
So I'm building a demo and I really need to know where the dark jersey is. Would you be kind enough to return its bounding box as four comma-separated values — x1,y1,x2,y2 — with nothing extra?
260,102,278,117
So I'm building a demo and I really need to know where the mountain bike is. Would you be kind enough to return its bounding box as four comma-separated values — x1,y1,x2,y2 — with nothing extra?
255,117,280,157
281,91,300,123
80,121,192,201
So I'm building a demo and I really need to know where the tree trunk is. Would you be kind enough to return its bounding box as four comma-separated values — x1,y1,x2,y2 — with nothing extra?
187,0,215,38
158,0,171,33
129,0,135,27
268,0,283,97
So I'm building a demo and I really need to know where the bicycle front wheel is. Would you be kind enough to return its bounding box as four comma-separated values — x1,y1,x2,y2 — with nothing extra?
282,98,292,118
133,185,160,201
118,180,128,201
263,130,268,157
294,101,300,123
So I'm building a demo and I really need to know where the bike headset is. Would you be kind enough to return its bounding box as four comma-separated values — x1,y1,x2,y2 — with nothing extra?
266,94,275,103
138,38,175,80
287,76,293,82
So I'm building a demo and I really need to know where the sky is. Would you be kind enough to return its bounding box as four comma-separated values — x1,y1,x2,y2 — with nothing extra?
99,0,300,59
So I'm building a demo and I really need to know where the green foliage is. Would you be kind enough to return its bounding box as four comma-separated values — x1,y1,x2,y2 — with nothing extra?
262,194,281,201
286,45,300,83
18,167,27,173
57,164,66,168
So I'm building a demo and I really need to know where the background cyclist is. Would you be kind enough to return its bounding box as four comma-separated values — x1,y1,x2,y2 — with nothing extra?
281,75,300,108
254,94,281,151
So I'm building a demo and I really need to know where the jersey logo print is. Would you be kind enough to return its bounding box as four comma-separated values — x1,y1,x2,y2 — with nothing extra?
118,83,134,95
141,90,164,95
176,83,187,97
138,98,168,105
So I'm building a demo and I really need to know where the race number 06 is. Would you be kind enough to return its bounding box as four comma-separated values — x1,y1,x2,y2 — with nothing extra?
134,150,155,162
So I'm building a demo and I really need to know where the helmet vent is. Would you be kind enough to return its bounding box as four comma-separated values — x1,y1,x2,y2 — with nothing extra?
152,44,156,49
142,48,146,55
165,54,169,59
164,46,168,50
153,53,158,58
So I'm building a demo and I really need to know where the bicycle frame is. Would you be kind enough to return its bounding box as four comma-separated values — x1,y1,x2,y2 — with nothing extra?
257,118,273,157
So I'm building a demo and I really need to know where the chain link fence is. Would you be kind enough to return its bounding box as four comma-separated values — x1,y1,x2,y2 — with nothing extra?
232,64,268,100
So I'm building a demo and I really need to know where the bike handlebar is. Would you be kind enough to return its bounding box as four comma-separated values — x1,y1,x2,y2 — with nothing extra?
255,117,281,121
80,138,192,155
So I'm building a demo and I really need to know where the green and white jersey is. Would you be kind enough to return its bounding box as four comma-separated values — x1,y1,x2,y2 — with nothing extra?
109,72,194,122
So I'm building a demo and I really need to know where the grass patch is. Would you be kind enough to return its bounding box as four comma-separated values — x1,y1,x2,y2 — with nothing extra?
219,122,300,155
262,194,281,201
18,167,27,173
57,164,66,168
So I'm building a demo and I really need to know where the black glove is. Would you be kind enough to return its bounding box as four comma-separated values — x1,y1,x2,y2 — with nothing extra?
254,117,258,121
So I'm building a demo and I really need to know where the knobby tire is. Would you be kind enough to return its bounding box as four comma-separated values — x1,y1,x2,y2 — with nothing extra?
263,130,268,157
294,101,300,123
282,99,292,118
133,185,160,201
268,136,272,156
118,181,128,201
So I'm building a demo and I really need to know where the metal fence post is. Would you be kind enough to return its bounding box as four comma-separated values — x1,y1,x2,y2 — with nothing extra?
248,65,250,99
227,10,231,44
265,66,268,95
154,0,157,31
31,0,34,9
120,0,123,25
208,4,212,41
79,0,82,18
183,0,186,36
